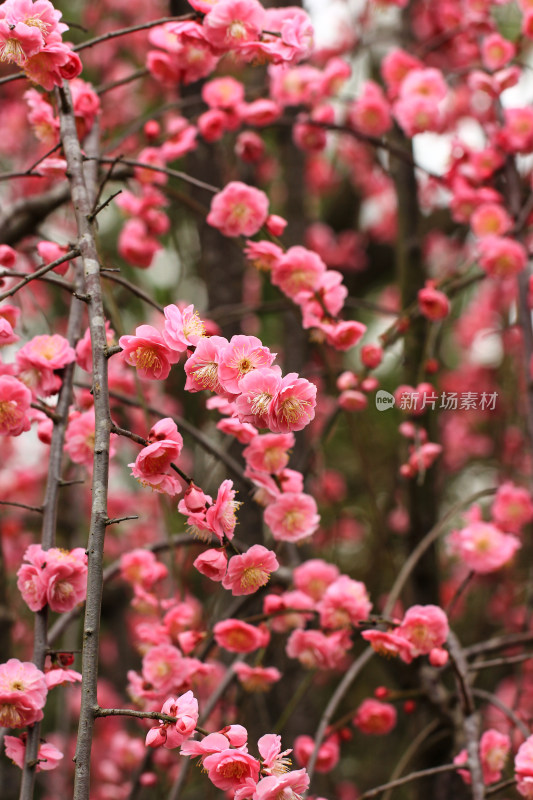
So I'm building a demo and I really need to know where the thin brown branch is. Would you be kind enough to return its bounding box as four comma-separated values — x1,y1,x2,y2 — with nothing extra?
0,500,42,513
72,15,196,52
0,249,79,302
382,488,497,617
87,155,220,193
96,68,149,96
358,763,459,799
472,688,530,739
101,271,164,312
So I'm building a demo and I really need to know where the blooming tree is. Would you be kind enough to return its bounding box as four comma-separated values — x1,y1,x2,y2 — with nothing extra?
2,0,533,799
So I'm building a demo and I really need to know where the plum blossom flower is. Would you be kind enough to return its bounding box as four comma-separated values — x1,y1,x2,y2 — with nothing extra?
207,181,269,237
252,768,309,800
213,619,270,653
193,548,228,581
222,545,279,595
269,373,317,433
234,664,282,692
242,433,294,474
455,729,510,785
448,521,521,573
318,576,372,629
203,747,261,793
293,735,339,772
4,734,63,771
360,629,414,663
120,550,168,590
0,659,48,728
271,246,327,300
478,236,527,278
218,335,276,395
491,482,533,534
119,325,181,380
264,492,320,542
17,545,88,613
129,432,183,496
203,0,265,51
162,304,206,352
293,559,340,601
353,699,397,735
206,479,241,542
286,628,352,670
184,336,229,394
396,604,449,657
0,376,32,436
145,691,198,749
235,367,282,429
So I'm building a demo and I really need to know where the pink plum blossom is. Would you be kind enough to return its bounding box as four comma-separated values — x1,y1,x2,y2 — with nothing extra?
162,304,206,352
264,492,320,542
294,735,339,772
353,699,397,735
193,548,228,581
396,605,449,657
184,336,229,395
119,325,181,381
4,734,63,771
207,181,269,237
0,376,32,436
269,373,317,433
203,747,261,792
286,628,352,669
234,663,282,692
0,659,48,728
145,691,198,749
120,550,168,589
222,545,279,595
213,619,270,653
218,335,276,394
293,558,340,601
318,576,372,629
242,432,294,474
235,367,283,429
448,521,521,573
253,768,309,800
205,479,241,542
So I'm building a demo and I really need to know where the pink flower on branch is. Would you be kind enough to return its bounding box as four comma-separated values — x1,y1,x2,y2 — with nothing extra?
207,181,269,237
0,659,48,728
0,375,32,436
264,492,320,542
119,325,181,381
213,619,270,653
222,544,279,595
145,691,198,749
203,0,265,51
4,734,63,771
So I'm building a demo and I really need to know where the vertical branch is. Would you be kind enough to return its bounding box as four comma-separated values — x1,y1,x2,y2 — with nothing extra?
390,134,439,607
56,83,111,800
18,250,86,800
448,632,484,800
504,159,533,455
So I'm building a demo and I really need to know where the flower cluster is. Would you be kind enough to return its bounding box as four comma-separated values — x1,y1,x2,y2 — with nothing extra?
362,604,449,665
119,309,318,437
0,0,82,89
129,418,184,496
17,544,88,613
